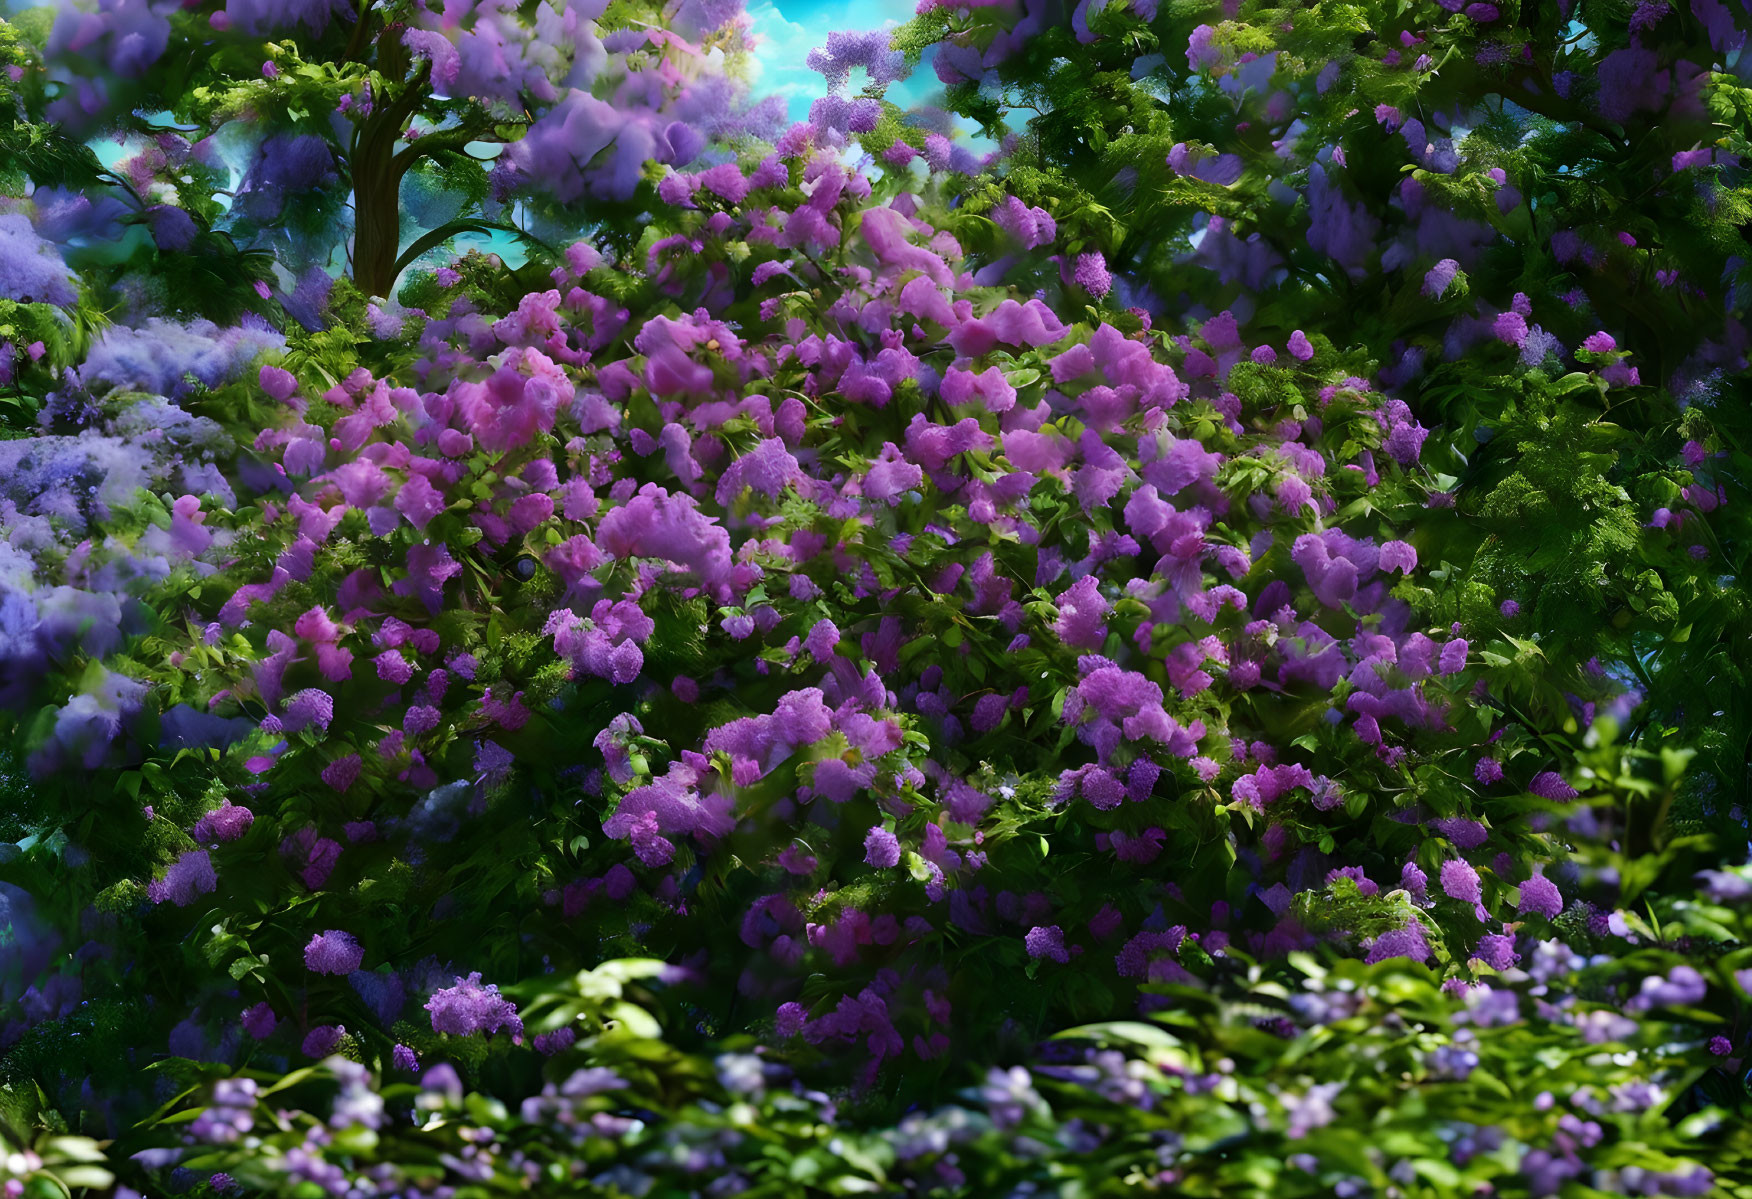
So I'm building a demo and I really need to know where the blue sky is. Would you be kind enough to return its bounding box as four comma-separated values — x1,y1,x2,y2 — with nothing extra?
745,0,925,122
746,0,995,164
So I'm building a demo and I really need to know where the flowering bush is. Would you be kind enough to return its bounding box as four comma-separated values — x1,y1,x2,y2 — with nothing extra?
1,0,1750,1196
19,0,780,298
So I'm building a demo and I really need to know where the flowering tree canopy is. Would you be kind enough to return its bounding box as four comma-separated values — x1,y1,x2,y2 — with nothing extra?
18,0,781,298
2,0,1752,1196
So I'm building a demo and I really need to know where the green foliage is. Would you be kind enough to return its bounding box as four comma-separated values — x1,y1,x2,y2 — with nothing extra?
2,0,1751,1194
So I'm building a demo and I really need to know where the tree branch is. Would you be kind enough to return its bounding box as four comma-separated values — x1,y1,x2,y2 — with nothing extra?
378,60,433,145
392,218,555,278
342,0,376,66
390,122,501,179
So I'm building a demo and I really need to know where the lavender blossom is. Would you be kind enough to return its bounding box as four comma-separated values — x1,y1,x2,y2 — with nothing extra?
304,930,364,976
0,214,79,306
425,972,523,1038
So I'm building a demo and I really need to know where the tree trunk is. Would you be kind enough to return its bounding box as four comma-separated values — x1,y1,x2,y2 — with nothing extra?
353,152,401,300
349,31,421,299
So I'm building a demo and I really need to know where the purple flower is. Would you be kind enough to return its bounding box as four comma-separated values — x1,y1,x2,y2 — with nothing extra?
559,1066,626,1097
241,1002,276,1038
475,739,514,785
715,437,802,504
750,259,795,287
235,134,338,223
1472,933,1518,970
1596,45,1666,122
1025,925,1070,963
145,204,197,252
1327,865,1378,897
881,139,917,167
0,214,80,306
29,665,150,776
1379,540,1416,574
283,829,343,890
595,484,734,595
1492,311,1528,346
393,542,464,613
1186,24,1221,71
281,688,334,734
1440,859,1483,906
972,692,1009,733
775,1002,807,1038
148,850,217,907
425,972,523,1038
1432,818,1489,849
992,196,1057,249
403,705,442,736
864,827,901,869
1697,869,1752,902
1518,873,1563,919
1374,398,1430,466
421,1063,462,1099
302,1025,346,1058
192,802,253,844
803,618,840,660
392,1044,419,1071
321,754,362,792
1072,251,1112,298
1053,575,1111,650
1528,771,1578,800
305,930,364,975
1634,966,1707,1011
1422,258,1461,298
533,1027,577,1055
1365,923,1431,964
1275,473,1313,513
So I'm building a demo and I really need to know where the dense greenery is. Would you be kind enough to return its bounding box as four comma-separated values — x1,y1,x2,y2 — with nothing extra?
1,0,1750,1195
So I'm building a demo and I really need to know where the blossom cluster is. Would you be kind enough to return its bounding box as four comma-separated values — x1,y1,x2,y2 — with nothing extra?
1,0,1748,1193
0,112,1660,1108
